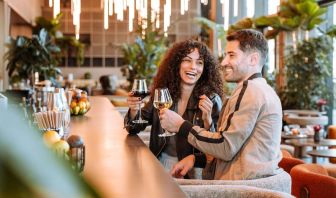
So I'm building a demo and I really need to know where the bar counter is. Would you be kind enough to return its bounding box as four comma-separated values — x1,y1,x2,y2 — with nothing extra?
70,96,186,198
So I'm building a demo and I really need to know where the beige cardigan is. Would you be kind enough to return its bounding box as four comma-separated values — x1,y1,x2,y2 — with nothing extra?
178,75,283,180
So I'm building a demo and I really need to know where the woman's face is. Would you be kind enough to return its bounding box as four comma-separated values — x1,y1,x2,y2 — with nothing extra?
179,48,204,86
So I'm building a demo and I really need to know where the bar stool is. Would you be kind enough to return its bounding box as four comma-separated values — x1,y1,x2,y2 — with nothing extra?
328,125,336,163
291,164,336,198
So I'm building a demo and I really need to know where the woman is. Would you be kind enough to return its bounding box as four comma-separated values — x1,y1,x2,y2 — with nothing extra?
124,40,223,178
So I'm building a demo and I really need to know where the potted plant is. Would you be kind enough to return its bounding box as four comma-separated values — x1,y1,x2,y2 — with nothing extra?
280,35,333,110
120,23,167,90
33,14,85,66
5,29,61,86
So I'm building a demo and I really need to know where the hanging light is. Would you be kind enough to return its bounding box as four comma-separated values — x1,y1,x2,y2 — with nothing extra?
151,0,160,29
221,0,229,30
180,0,190,15
164,0,171,37
53,0,60,18
109,0,113,16
201,0,208,5
104,0,109,29
246,0,254,17
129,0,135,31
233,0,238,17
71,0,81,39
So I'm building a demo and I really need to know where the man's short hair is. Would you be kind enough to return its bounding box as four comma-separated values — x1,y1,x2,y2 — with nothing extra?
226,29,268,66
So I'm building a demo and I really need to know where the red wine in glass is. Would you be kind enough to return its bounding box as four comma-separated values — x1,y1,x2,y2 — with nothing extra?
132,79,149,124
132,91,150,100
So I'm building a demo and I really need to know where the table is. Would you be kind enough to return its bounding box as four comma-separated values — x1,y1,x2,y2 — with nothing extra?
70,96,186,198
307,149,336,163
284,138,336,158
281,133,311,143
283,109,328,127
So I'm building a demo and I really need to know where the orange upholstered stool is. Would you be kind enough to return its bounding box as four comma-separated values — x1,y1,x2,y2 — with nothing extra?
279,149,305,174
328,125,336,163
291,164,336,198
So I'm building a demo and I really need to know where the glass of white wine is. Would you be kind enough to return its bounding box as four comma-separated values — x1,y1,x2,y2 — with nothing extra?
153,88,174,137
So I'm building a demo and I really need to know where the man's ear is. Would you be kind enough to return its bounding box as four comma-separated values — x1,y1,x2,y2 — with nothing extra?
249,52,260,67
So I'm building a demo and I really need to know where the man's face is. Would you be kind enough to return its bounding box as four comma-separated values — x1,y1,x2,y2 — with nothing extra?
220,40,250,83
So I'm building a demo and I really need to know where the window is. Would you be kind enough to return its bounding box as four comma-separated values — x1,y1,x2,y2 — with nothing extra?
267,0,280,73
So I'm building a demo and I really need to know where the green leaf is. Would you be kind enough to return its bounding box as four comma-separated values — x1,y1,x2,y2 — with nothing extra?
326,25,336,38
278,2,298,18
282,16,301,29
254,16,280,28
296,1,319,16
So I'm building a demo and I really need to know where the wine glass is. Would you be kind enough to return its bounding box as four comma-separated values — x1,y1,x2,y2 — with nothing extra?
132,79,149,124
153,88,174,137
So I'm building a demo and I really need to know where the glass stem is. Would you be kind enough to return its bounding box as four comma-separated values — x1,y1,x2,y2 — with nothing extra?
138,103,142,121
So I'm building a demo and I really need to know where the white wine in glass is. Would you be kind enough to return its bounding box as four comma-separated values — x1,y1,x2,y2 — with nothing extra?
153,88,174,137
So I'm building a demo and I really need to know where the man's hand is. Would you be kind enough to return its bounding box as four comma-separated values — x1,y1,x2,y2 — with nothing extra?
170,155,195,178
159,109,185,133
199,95,213,129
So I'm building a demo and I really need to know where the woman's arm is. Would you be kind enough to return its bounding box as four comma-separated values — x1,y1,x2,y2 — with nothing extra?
124,99,154,134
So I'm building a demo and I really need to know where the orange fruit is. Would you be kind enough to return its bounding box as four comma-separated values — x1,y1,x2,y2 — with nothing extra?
70,101,77,109
43,130,61,147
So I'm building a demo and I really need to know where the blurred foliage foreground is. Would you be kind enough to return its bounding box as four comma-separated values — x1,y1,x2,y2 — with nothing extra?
0,108,99,198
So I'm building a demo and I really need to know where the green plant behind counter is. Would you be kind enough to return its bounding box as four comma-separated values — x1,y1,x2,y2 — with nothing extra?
121,28,167,90
34,14,85,66
5,29,61,84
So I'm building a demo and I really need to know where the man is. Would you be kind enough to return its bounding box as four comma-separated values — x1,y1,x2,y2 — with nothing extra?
159,29,283,180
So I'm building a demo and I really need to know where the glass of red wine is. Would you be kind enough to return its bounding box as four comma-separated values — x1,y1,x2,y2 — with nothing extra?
132,79,149,124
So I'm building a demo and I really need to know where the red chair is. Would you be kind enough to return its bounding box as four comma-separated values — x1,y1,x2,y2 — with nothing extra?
291,164,336,198
279,150,305,174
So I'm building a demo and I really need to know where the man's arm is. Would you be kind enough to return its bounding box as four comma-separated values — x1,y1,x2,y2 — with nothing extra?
160,87,262,161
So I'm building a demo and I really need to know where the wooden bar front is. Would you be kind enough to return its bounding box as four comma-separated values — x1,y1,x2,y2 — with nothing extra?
70,96,186,198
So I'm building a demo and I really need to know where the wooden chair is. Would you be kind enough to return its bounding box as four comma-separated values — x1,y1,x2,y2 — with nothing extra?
291,164,336,198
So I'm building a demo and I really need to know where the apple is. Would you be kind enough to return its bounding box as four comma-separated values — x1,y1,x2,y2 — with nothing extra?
52,140,70,154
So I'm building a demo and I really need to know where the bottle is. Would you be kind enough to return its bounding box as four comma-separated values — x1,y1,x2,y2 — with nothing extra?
313,125,321,143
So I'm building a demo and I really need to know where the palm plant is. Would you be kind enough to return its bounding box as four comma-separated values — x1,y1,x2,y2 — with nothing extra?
228,0,327,39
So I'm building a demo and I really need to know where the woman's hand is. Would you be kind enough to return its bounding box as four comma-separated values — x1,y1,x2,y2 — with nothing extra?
170,155,195,178
127,92,142,119
198,95,213,129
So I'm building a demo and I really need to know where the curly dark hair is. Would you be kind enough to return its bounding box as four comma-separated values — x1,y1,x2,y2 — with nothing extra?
151,39,224,102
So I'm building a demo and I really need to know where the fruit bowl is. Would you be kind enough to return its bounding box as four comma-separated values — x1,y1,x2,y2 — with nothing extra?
69,89,90,116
